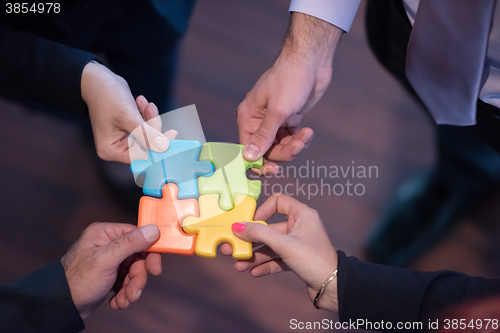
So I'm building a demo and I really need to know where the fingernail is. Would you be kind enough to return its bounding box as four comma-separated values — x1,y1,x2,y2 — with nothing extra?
124,299,130,308
135,289,142,299
305,130,314,144
292,146,301,156
232,223,246,233
263,165,279,175
152,136,168,152
234,261,248,272
243,144,260,160
165,129,178,139
250,167,262,177
138,96,147,104
151,103,159,116
141,224,159,241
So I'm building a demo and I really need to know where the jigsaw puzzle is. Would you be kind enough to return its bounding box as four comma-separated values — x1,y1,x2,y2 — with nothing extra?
130,140,214,198
138,183,197,255
131,139,266,259
198,142,263,211
182,194,267,259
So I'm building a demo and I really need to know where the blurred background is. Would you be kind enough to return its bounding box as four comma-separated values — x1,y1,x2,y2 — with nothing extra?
1,0,500,332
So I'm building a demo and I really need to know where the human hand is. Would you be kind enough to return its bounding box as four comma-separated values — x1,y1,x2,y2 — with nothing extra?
81,61,171,164
61,222,162,320
128,95,178,163
238,13,343,174
220,194,339,311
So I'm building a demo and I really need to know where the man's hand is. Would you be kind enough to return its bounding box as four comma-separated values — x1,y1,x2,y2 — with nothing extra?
61,223,161,320
220,194,339,312
238,13,343,173
81,62,170,164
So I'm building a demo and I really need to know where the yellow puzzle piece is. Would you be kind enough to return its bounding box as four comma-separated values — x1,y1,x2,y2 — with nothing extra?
182,194,267,259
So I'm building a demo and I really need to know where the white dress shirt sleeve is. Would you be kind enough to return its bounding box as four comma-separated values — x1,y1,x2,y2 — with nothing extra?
289,0,362,32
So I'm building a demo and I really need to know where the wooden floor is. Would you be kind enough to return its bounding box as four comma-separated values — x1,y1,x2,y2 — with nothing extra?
1,0,500,332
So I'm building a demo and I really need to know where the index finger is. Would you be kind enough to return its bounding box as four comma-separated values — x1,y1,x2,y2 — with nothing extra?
254,193,307,221
265,127,314,162
219,221,288,256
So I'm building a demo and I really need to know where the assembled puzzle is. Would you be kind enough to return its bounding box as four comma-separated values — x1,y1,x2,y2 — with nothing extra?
131,140,266,259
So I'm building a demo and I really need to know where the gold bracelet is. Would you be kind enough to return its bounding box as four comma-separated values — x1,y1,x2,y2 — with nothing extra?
313,270,338,309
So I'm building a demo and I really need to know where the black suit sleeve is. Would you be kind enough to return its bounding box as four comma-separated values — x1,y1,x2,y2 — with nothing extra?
0,262,85,333
337,251,500,332
0,28,98,117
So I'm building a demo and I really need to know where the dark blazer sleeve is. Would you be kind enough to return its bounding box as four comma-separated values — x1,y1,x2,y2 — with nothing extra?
0,28,98,117
337,251,500,332
0,262,85,333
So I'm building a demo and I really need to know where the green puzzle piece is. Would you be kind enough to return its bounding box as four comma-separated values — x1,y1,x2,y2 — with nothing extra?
198,142,263,211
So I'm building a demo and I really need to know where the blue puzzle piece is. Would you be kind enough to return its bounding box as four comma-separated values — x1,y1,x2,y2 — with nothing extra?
130,140,214,199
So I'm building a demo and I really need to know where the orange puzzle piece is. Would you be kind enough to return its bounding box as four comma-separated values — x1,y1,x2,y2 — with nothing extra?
138,183,198,255
182,194,267,259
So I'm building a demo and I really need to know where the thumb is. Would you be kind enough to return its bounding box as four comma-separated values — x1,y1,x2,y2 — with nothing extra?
105,224,160,267
242,111,284,161
124,112,170,153
143,123,171,152
232,222,289,256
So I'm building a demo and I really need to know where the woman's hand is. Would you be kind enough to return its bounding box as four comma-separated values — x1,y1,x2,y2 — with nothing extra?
220,193,339,311
127,95,178,163
81,62,172,164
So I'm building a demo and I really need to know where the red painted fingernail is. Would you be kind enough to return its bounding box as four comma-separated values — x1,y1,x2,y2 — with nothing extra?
232,223,246,233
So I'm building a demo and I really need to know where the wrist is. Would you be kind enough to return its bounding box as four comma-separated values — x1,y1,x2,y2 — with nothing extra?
81,61,114,104
316,275,339,312
280,12,342,70
310,251,339,312
61,257,89,320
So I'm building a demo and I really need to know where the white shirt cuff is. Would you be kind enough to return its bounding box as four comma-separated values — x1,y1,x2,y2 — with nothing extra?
289,0,362,32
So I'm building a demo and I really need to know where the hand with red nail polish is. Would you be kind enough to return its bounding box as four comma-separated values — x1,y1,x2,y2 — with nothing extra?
223,193,339,312
81,62,172,164
231,222,246,233
61,222,162,320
